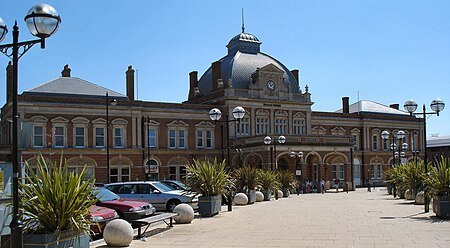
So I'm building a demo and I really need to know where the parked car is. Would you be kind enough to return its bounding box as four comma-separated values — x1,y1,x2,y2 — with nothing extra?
93,187,156,222
89,205,119,233
160,180,189,191
104,181,199,212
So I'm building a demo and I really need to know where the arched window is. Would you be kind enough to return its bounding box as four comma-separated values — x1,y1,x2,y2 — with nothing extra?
145,159,159,181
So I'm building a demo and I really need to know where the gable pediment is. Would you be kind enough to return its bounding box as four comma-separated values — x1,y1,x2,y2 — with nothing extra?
260,63,284,74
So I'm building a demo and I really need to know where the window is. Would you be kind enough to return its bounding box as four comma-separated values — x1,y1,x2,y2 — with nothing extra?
332,164,344,180
67,164,94,180
256,117,269,135
237,116,250,136
110,166,130,183
196,129,213,149
169,129,176,148
371,164,383,179
95,127,105,147
54,126,65,148
148,128,156,148
33,125,44,147
293,119,305,135
74,127,85,148
145,159,159,181
169,166,187,181
411,132,418,151
372,135,379,150
114,127,124,148
275,117,288,134
167,121,188,149
168,128,187,149
179,130,185,148
382,138,389,151
351,129,360,150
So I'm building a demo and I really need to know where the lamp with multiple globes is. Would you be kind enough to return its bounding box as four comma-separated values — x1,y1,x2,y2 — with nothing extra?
403,98,445,213
0,4,61,248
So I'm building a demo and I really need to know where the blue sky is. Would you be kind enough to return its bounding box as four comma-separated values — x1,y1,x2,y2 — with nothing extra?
0,1,449,136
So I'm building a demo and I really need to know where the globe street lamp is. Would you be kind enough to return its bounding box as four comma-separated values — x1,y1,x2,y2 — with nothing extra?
381,130,407,197
106,92,117,183
404,98,445,212
209,106,245,211
289,151,303,193
0,4,61,248
263,135,286,200
209,106,245,168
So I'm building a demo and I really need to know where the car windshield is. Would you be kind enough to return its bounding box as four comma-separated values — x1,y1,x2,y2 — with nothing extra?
94,188,121,202
151,182,175,192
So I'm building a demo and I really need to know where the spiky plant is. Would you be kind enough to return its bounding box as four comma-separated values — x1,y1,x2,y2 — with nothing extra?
20,154,97,240
234,165,260,193
185,159,233,196
425,156,450,197
257,169,280,191
278,170,295,189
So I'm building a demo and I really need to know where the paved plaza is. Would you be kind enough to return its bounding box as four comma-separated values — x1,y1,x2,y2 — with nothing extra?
91,188,450,248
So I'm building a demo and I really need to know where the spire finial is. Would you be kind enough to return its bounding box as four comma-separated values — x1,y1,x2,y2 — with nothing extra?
241,8,245,33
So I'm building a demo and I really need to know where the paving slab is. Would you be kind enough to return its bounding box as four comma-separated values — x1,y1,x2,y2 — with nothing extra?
91,188,450,248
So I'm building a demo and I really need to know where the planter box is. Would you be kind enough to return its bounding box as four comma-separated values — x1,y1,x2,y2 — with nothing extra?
246,190,256,204
433,196,450,219
261,189,272,201
198,195,222,217
281,188,290,198
24,231,89,248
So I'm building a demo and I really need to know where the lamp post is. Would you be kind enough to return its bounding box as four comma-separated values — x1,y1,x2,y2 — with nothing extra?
404,98,445,212
208,106,245,168
146,116,151,180
381,130,407,197
105,92,117,183
263,135,286,200
289,151,303,194
0,5,61,248
209,106,245,211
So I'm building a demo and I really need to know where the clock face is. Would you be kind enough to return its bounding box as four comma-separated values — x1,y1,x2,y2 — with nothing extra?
266,80,275,91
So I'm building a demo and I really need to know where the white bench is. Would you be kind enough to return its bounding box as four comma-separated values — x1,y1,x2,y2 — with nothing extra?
132,212,178,238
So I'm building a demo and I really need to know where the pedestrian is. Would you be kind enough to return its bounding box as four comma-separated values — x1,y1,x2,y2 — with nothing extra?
320,178,325,194
335,178,340,192
366,178,371,192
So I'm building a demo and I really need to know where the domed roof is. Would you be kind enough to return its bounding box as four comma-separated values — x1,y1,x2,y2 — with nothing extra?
227,32,261,46
197,32,300,95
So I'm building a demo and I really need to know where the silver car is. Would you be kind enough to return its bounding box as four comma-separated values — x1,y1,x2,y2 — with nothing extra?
104,181,199,212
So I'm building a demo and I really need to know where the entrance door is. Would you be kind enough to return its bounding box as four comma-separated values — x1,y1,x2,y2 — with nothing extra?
353,158,361,186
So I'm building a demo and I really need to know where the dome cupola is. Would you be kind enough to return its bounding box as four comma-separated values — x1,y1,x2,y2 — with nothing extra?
226,32,261,54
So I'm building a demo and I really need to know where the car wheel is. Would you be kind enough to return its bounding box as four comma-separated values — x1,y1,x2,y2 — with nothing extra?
166,199,181,212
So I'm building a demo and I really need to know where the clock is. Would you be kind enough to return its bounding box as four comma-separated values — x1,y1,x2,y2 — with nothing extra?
266,80,275,91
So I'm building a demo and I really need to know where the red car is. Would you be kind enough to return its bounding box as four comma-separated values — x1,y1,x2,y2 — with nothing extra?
89,205,119,233
93,187,156,222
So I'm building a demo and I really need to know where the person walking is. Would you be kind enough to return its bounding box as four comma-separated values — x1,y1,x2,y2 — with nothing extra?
366,178,371,192
320,178,325,194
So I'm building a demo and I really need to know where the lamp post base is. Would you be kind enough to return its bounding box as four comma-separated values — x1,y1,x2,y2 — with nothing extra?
9,214,24,248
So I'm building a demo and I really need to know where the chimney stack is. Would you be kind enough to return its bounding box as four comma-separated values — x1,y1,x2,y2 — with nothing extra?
188,71,198,99
389,104,399,110
6,62,12,103
126,65,135,101
211,61,222,91
291,69,299,85
342,96,349,114
61,64,71,77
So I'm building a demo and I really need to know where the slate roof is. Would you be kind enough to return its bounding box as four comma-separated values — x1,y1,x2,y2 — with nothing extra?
335,100,410,115
23,77,126,98
428,135,450,147
198,31,299,95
